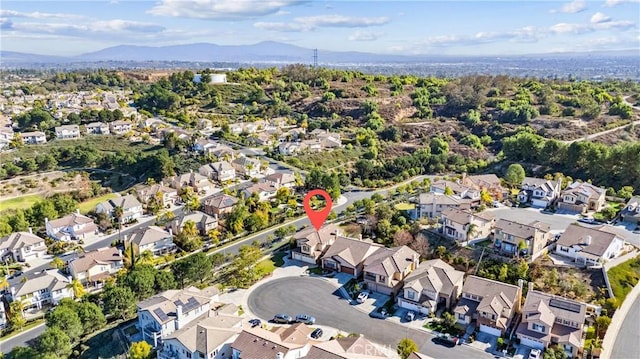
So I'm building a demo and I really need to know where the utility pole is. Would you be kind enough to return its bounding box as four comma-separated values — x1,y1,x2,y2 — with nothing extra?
474,247,486,275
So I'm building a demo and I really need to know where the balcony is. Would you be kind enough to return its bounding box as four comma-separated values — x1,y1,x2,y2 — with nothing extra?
157,349,179,359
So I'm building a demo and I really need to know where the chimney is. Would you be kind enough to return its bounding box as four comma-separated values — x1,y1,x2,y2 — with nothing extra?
528,281,534,292
45,218,49,224
585,235,592,246
76,209,80,214
276,353,284,359
176,305,183,326
28,227,33,234
168,228,173,236
359,234,363,241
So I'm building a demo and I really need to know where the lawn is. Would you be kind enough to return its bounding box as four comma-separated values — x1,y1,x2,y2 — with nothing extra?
0,193,44,212
78,193,118,214
255,251,287,276
80,326,129,359
394,202,415,211
607,255,640,306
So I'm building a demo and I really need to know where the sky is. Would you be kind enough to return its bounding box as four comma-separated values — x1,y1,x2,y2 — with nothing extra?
1,0,639,56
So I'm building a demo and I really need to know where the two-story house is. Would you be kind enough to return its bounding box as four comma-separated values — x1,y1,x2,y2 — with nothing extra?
231,323,312,359
517,285,588,358
430,180,481,203
54,124,80,140
109,120,133,135
171,171,213,195
128,226,176,257
20,131,47,144
96,194,143,224
306,335,390,359
441,208,495,244
45,210,98,241
493,219,552,260
321,236,384,277
397,259,465,315
134,183,179,209
138,286,220,347
85,122,110,135
202,194,239,218
411,193,472,219
0,230,47,263
620,196,640,225
555,224,626,266
261,172,296,189
461,173,505,201
454,276,522,336
241,182,278,201
171,211,218,236
291,224,340,264
518,177,562,208
232,156,262,178
200,161,236,182
362,246,420,295
557,181,606,214
159,313,243,359
4,269,74,311
68,247,123,288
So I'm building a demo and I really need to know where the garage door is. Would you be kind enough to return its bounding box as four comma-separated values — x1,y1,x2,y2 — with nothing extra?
480,324,502,336
341,266,355,275
399,299,419,312
520,337,545,350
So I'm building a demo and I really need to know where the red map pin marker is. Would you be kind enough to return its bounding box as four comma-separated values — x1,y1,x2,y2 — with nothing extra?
303,189,333,231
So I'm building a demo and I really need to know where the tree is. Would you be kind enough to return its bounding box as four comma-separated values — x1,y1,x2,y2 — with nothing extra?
37,327,73,358
171,252,212,287
129,341,152,359
102,285,136,319
176,220,202,252
9,346,37,359
444,186,454,195
543,345,568,359
77,301,107,335
68,278,85,299
466,223,478,242
46,305,83,341
8,301,26,330
397,338,419,359
50,257,65,270
595,315,611,338
505,163,526,187
114,205,124,242
155,270,177,292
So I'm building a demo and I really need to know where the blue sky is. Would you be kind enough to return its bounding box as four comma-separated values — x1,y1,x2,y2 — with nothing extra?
1,0,639,56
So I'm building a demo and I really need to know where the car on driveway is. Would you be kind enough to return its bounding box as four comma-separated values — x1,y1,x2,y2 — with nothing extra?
357,291,369,303
248,319,261,328
529,349,541,359
406,311,416,321
433,333,458,347
272,314,292,323
310,328,323,339
295,314,316,325
578,217,597,224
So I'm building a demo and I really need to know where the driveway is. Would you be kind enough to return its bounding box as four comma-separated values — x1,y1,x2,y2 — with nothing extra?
247,277,492,359
486,207,579,232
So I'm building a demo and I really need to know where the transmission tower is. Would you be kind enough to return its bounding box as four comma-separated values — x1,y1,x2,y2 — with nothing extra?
313,48,318,67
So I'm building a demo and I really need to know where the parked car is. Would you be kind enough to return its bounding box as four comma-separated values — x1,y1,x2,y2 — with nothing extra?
529,349,541,359
433,333,458,348
310,328,323,339
578,217,597,224
248,319,261,328
295,314,316,325
272,314,292,324
406,311,416,321
357,291,369,303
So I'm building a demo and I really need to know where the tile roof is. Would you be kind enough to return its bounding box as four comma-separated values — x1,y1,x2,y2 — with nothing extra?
556,223,625,257
322,236,383,267
417,193,470,206
495,218,551,239
306,335,390,358
174,211,218,229
363,246,418,278
138,286,219,324
403,259,465,298
293,224,339,248
562,181,605,200
203,194,238,209
165,314,242,354
129,226,172,247
69,247,122,274
441,208,494,225
99,194,141,211
458,275,519,328
0,232,45,251
621,196,640,220
47,212,94,229
8,269,71,297
231,323,311,358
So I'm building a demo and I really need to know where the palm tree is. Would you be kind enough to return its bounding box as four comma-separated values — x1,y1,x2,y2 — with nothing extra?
181,220,199,240
114,206,124,244
0,276,8,290
68,278,85,299
50,257,65,270
138,250,154,265
466,223,478,243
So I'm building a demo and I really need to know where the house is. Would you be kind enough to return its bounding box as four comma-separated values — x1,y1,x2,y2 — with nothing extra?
171,171,213,195
171,211,218,235
306,335,391,359
232,156,262,178
200,161,236,182
0,230,47,263
518,177,562,208
20,131,47,144
430,180,480,202
261,172,296,189
397,259,465,315
159,313,242,359
279,142,301,155
85,122,110,135
441,208,495,243
141,117,167,132
321,236,384,277
454,276,522,336
68,247,123,288
461,173,505,200
110,120,133,135
620,196,640,224
230,323,312,359
203,194,239,218
300,139,323,152
291,224,340,264
241,182,278,201
362,246,419,295
411,193,472,219
557,181,606,214
4,269,73,311
134,183,179,209
138,285,221,347
408,353,432,359
517,285,588,357
45,210,98,241
493,219,552,260
95,194,143,224
209,146,235,161
554,224,626,266
55,124,81,139
128,226,176,257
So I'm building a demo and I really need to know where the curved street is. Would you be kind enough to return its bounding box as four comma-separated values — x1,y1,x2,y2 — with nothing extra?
247,277,492,359
610,296,640,359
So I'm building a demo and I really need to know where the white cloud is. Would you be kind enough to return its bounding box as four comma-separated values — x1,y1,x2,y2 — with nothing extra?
550,20,635,33
148,0,308,20
590,12,611,23
8,19,166,39
255,14,389,32
0,9,83,20
550,0,588,13
0,18,12,30
549,22,591,34
418,26,543,48
348,30,384,41
603,0,640,7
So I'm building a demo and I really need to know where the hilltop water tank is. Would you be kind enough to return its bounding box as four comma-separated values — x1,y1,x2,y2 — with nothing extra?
211,74,227,84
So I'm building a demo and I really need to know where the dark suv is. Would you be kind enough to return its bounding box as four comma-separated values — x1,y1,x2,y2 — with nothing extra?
433,333,458,347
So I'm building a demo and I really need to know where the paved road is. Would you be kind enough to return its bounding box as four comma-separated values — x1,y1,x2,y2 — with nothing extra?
0,323,45,353
248,277,492,359
610,297,640,359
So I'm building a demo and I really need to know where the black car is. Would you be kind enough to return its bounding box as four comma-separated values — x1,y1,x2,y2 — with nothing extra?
433,333,458,348
248,319,261,328
310,328,323,339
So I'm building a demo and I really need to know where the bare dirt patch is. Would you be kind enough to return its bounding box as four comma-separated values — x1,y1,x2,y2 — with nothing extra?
0,171,93,199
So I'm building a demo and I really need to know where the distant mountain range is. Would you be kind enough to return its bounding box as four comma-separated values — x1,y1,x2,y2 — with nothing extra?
1,41,638,65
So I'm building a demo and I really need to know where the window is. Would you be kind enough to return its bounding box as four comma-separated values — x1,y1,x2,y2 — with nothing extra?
560,247,569,253
532,323,545,333
186,352,192,358
378,276,386,283
407,291,415,300
458,313,465,320
491,314,496,320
